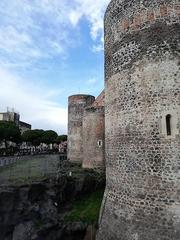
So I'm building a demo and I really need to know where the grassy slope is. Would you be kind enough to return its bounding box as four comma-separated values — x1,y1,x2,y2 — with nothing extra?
65,190,104,224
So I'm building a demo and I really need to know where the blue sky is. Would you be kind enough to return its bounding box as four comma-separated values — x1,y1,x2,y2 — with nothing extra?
0,0,110,134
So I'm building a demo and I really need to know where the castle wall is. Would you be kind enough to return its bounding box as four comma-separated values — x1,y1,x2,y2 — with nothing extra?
82,106,105,170
67,94,95,163
97,0,180,240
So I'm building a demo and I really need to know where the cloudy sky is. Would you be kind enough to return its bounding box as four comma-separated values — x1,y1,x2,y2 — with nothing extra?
0,0,110,134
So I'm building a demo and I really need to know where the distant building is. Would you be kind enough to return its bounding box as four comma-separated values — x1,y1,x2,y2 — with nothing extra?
0,109,31,134
0,110,20,126
19,121,31,134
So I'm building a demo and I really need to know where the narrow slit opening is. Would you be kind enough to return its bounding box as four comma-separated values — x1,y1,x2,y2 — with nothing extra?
98,140,103,147
166,114,171,136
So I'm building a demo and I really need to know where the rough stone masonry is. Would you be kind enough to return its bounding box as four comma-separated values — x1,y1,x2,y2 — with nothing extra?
83,91,105,170
97,0,180,240
68,94,95,163
67,92,105,170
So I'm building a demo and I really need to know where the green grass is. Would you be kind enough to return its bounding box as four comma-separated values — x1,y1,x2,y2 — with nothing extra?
0,155,59,185
65,190,104,224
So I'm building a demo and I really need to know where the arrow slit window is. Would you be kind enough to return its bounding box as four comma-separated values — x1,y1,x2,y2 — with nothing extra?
166,114,171,136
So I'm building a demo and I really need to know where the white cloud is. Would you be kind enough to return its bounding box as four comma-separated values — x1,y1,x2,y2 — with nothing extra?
87,77,98,85
0,1,72,67
0,67,67,134
92,43,104,53
0,1,110,132
0,26,32,51
0,0,110,67
69,0,110,49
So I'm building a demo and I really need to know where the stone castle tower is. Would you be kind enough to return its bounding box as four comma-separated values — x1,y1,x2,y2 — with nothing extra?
97,0,180,240
68,94,95,163
83,91,105,170
67,92,105,169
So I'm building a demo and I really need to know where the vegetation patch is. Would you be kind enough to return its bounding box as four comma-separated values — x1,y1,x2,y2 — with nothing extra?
65,190,104,224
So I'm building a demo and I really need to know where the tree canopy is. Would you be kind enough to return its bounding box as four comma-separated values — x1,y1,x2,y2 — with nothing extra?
22,129,58,146
56,135,67,143
0,121,21,148
42,130,58,144
22,129,44,146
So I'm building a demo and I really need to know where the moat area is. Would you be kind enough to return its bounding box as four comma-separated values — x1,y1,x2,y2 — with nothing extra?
0,155,105,240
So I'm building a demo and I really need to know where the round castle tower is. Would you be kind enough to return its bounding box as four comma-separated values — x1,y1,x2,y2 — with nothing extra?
82,91,105,170
97,0,180,240
68,94,95,163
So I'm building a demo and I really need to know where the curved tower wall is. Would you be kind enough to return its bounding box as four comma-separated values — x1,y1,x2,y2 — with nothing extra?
97,0,180,240
82,106,105,170
68,94,95,163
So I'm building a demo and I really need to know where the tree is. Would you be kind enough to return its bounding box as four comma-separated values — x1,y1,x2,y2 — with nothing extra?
0,121,21,149
56,135,67,143
42,130,58,145
22,129,44,146
22,129,58,146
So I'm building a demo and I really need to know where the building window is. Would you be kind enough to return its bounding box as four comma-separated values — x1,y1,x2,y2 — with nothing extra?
98,140,103,147
166,114,171,136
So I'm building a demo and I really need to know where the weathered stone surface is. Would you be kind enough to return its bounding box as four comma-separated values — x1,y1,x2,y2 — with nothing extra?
84,225,96,240
67,91,105,171
90,91,105,108
83,106,105,170
0,163,105,240
68,95,95,163
13,221,35,240
97,0,180,239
